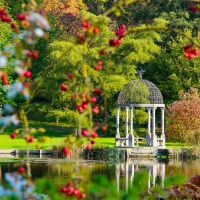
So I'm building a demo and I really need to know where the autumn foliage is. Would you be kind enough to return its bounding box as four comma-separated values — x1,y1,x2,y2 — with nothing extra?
166,88,200,145
41,0,87,36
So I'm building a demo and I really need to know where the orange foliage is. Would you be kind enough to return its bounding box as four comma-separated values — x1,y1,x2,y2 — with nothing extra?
42,0,87,16
41,0,87,36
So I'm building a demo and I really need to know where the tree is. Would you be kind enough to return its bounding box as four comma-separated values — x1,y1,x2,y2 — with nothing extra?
166,88,200,145
143,30,200,104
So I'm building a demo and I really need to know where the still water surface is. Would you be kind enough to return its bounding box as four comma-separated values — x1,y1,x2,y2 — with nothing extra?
0,158,199,193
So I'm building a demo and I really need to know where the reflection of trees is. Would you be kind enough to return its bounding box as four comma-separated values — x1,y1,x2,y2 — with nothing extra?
166,160,200,179
43,161,113,191
0,159,199,192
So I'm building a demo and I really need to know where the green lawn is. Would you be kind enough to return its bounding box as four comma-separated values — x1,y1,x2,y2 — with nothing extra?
0,122,192,150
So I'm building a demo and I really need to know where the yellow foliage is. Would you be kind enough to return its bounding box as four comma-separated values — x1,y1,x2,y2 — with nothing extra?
42,0,87,16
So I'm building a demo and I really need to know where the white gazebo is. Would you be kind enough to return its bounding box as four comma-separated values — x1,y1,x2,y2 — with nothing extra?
115,70,166,147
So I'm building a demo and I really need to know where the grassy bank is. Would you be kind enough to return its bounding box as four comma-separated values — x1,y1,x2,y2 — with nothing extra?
0,121,192,150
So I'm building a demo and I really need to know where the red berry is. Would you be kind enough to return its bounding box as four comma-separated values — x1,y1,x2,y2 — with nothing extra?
80,93,86,98
10,133,16,139
81,193,86,199
90,130,98,138
18,166,25,174
94,65,100,70
92,105,99,114
184,53,189,58
24,70,32,78
0,8,4,14
188,54,195,59
189,4,198,12
76,105,83,112
1,14,7,22
93,88,102,95
91,133,98,138
116,39,122,45
10,23,16,29
183,45,192,53
71,93,77,99
26,50,33,57
67,187,74,196
73,189,81,197
2,16,11,23
85,23,91,29
95,122,100,127
86,144,92,150
82,102,88,109
60,84,68,92
2,79,9,85
97,60,102,65
62,147,71,155
120,24,126,30
28,137,34,143
81,129,88,136
109,39,117,47
60,187,67,193
192,48,199,56
101,125,107,131
100,49,106,55
89,96,97,103
1,73,7,80
93,27,99,34
91,140,95,144
17,13,25,20
81,21,87,27
77,34,86,44
68,73,73,79
32,51,39,59
66,181,73,188
116,29,125,38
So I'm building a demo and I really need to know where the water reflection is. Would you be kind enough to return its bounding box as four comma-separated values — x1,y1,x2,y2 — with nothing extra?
116,158,200,192
0,158,199,192
116,159,166,192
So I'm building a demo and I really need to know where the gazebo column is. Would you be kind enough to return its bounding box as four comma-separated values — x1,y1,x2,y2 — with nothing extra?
151,106,157,147
161,163,165,188
115,107,120,146
146,108,151,146
152,163,158,187
161,107,166,147
129,106,134,147
125,107,129,146
115,163,120,191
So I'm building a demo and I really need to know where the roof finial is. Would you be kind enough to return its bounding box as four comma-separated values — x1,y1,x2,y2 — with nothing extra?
137,68,146,79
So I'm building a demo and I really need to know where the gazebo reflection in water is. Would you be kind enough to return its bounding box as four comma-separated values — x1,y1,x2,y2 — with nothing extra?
115,159,165,191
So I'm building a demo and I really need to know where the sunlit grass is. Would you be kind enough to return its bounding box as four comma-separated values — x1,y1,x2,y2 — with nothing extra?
0,121,193,150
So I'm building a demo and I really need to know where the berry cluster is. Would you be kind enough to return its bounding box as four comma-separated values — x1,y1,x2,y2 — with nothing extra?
109,24,126,47
60,182,86,199
188,4,199,13
0,8,12,23
183,45,199,59
26,50,39,59
1,73,9,85
94,60,103,71
77,21,99,44
10,128,46,149
60,72,103,150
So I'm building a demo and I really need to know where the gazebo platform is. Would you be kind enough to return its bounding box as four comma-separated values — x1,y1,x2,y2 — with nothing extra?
119,147,170,159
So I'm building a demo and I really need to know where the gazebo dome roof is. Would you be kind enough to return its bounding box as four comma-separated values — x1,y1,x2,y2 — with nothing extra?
117,79,163,105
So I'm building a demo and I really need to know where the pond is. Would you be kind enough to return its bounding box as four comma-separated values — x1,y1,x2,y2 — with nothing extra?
0,157,199,195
